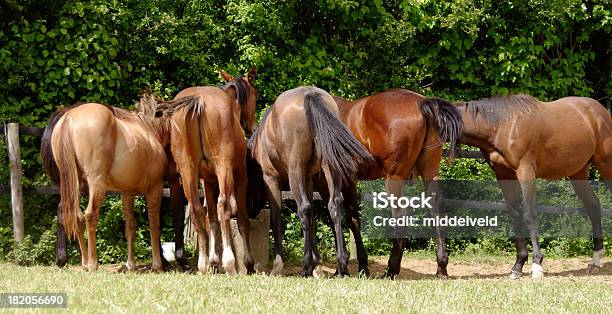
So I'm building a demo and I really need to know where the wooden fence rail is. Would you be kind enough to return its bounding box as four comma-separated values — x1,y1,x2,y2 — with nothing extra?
2,123,611,244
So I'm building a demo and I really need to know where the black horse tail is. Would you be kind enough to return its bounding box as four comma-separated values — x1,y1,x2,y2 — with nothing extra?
418,97,464,161
304,90,374,185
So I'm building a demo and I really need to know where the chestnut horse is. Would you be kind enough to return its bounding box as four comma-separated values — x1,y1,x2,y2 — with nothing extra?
41,103,191,271
449,94,611,279
330,89,463,278
249,86,374,277
48,93,171,271
159,68,258,274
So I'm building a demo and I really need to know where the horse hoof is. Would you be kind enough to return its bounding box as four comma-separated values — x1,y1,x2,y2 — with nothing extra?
587,264,601,274
381,269,397,280
197,261,210,274
531,263,544,279
313,265,325,279
509,270,522,280
270,256,284,276
357,269,370,278
300,270,312,277
435,272,449,280
178,262,193,273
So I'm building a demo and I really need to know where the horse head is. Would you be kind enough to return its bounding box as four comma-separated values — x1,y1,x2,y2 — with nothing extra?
220,67,258,137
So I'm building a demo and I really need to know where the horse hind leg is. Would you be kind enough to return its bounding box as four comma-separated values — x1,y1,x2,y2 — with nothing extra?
121,193,137,271
145,183,164,272
497,177,528,279
216,169,238,275
203,181,221,272
168,174,190,272
515,166,543,279
263,173,284,276
289,168,316,277
569,165,604,273
55,204,68,267
305,177,323,278
75,208,88,269
322,163,349,277
235,169,256,274
84,184,106,271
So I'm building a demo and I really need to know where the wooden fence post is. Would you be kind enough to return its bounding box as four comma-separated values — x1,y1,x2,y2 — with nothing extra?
348,230,357,261
7,123,24,242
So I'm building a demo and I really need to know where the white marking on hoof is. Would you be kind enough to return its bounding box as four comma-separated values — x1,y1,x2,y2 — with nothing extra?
531,263,544,279
590,249,604,268
509,270,522,280
313,265,325,279
270,255,284,276
198,254,210,274
208,232,219,266
222,249,237,275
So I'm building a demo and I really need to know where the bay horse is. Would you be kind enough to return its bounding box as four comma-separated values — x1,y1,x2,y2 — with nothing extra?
447,94,610,279
330,89,463,278
158,68,258,275
48,92,171,272
249,86,374,277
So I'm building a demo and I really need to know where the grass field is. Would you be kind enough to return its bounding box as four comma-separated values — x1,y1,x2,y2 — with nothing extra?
0,255,610,313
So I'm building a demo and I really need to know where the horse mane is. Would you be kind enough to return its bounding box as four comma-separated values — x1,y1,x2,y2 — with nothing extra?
247,106,272,157
463,94,542,125
221,76,250,108
136,92,171,144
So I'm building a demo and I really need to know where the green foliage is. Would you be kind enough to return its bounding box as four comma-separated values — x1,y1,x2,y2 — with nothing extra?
1,0,610,265
8,227,56,266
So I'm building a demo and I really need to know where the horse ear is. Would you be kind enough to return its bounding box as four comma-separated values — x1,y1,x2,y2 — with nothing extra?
219,69,234,82
247,67,257,83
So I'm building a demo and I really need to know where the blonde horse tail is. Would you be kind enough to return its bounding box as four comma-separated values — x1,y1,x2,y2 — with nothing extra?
57,121,81,239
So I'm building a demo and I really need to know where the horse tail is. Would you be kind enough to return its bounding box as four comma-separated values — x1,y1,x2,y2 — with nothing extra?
41,106,80,184
304,91,374,185
418,97,464,161
57,119,81,239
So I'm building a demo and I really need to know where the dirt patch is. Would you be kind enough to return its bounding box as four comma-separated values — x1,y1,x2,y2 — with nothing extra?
282,256,612,282
83,256,611,282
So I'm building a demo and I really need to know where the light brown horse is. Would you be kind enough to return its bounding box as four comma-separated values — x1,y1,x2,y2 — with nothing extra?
331,89,463,278
50,93,171,271
249,86,374,277
449,94,611,279
159,68,258,274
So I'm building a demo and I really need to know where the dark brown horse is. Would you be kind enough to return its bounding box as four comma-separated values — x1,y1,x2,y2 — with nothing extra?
451,94,611,279
159,68,258,274
249,86,373,277
331,89,463,278
46,93,171,271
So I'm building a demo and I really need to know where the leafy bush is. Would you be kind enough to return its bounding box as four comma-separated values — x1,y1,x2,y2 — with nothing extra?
1,0,610,265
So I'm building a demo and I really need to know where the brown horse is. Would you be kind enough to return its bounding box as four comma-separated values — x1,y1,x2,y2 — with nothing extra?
249,86,373,277
331,89,463,278
49,93,171,271
448,94,611,279
159,68,258,274
42,103,191,272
